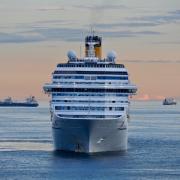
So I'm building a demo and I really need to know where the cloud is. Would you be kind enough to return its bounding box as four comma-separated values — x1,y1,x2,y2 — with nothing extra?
171,9,180,15
0,28,161,44
0,32,45,43
100,30,161,38
73,2,128,27
129,9,180,26
29,20,74,29
34,20,69,25
94,22,159,29
93,9,180,29
89,9,180,30
153,41,180,45
4,3,126,13
4,8,180,44
125,60,180,64
73,4,127,10
30,28,85,42
0,28,85,43
37,7,65,11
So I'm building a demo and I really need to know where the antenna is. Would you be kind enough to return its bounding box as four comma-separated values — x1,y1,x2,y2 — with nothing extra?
80,45,82,58
90,25,95,36
90,26,93,35
93,29,95,36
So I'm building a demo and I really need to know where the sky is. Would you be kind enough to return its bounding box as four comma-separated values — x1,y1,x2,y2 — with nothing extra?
0,0,180,100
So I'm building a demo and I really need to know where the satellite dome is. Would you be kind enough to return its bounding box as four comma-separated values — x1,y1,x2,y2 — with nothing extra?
67,50,77,61
107,51,117,62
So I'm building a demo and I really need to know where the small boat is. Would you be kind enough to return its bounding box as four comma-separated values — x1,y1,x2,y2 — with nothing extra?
163,98,177,105
0,96,39,107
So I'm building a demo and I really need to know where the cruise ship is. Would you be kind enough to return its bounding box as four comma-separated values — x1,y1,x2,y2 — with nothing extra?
43,34,137,153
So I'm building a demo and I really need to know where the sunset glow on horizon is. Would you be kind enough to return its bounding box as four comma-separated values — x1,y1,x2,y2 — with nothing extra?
0,0,180,100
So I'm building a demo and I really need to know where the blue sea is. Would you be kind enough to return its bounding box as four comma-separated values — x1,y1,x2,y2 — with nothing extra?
0,101,180,180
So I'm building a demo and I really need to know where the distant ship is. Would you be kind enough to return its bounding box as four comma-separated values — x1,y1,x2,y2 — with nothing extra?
163,98,177,105
0,96,39,107
43,33,137,153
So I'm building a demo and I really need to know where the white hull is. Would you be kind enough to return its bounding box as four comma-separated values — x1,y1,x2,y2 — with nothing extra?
52,114,128,153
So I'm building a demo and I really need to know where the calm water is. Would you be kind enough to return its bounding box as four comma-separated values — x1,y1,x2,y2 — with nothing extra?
0,101,180,180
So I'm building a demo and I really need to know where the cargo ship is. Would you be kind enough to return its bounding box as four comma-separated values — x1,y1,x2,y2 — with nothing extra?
163,98,177,105
0,96,39,107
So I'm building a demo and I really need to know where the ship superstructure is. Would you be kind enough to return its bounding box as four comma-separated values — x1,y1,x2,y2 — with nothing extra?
43,34,137,153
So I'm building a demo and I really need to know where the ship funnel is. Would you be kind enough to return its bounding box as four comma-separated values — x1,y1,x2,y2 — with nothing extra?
85,35,102,59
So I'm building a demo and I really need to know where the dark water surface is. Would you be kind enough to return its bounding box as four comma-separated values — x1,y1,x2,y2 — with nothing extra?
0,101,180,180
